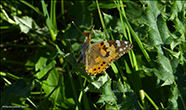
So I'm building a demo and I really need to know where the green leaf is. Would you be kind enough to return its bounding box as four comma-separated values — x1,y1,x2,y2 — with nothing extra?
157,15,171,44
88,2,117,11
1,78,35,106
125,1,143,19
13,16,37,34
97,79,117,105
164,47,181,59
90,74,109,90
156,54,174,86
170,41,181,50
55,44,65,56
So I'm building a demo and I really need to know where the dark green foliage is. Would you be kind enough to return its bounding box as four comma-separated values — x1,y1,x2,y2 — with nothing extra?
1,0,185,109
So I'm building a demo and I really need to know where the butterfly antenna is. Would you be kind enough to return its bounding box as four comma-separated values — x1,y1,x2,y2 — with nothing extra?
72,21,85,36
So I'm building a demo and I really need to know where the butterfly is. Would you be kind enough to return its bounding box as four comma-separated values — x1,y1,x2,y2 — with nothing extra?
78,25,133,76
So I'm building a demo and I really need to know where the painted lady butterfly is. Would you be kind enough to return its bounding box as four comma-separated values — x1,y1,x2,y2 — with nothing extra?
78,25,133,75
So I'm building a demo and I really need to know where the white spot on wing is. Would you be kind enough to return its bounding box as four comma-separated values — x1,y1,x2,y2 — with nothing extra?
119,48,123,52
123,47,126,50
104,41,109,47
124,41,128,44
116,40,120,47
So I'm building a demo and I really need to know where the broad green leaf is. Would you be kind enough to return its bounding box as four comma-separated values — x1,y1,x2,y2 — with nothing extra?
13,16,37,34
157,15,171,44
97,80,117,105
1,78,35,106
90,74,109,90
156,54,174,86
113,80,140,109
125,1,143,19
144,1,163,46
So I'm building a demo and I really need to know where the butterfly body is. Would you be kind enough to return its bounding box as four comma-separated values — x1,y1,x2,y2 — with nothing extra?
78,26,133,76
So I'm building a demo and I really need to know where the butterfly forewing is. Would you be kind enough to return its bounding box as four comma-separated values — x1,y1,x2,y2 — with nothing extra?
105,40,133,61
87,40,133,75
